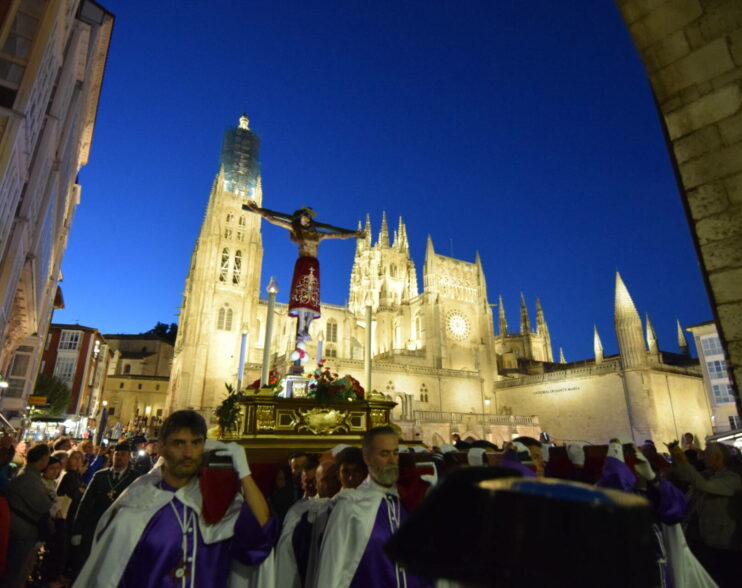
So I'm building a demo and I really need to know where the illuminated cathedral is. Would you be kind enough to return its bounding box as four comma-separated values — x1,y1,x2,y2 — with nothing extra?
168,116,713,446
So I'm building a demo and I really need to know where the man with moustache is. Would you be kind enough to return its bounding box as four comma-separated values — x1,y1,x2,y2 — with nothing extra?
74,410,276,587
315,426,431,588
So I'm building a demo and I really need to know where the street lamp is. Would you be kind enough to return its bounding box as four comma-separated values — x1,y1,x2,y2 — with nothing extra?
0,377,9,389
261,277,278,388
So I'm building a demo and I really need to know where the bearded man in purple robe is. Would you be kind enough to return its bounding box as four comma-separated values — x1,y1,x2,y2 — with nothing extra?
315,426,432,588
74,410,277,588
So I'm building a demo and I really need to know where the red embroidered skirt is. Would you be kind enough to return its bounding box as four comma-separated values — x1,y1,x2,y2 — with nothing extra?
289,256,321,318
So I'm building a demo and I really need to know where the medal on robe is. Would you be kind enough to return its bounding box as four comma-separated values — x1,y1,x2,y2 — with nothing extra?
107,489,116,500
168,560,191,582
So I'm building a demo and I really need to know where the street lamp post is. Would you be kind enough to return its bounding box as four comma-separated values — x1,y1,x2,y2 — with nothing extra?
261,277,278,388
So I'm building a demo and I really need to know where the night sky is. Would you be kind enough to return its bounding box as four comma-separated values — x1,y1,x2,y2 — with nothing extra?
53,1,711,360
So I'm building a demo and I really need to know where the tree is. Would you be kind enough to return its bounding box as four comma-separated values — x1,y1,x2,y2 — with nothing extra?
33,373,71,416
142,321,178,344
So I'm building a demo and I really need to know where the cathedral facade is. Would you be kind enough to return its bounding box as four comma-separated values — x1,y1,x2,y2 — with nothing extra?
168,117,712,447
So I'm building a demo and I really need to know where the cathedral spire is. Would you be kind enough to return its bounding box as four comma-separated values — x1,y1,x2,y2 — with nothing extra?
355,220,365,253
425,234,435,258
520,292,531,334
614,272,646,368
677,319,689,355
559,347,567,364
238,113,250,130
498,295,508,336
535,297,548,335
364,213,372,246
400,218,409,251
645,313,658,353
378,211,389,248
594,325,604,364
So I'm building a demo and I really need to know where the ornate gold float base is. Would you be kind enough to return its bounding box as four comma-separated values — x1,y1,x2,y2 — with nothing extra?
220,395,397,457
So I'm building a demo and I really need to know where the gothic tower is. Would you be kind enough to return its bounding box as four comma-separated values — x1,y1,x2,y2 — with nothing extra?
168,115,264,415
422,237,495,373
348,212,418,353
494,294,554,365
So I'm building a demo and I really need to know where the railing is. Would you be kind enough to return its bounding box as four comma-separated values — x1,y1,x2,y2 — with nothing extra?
413,411,536,427
413,410,464,423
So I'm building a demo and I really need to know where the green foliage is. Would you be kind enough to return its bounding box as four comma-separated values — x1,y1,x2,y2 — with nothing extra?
143,321,178,344
33,373,71,416
214,383,244,434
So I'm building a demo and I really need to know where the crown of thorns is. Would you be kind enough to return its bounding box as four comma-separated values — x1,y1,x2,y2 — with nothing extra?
293,207,316,219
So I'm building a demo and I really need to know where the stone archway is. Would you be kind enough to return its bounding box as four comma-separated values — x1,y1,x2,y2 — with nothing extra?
616,1,742,412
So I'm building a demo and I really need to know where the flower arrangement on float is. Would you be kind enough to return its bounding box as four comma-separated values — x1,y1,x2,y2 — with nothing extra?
244,370,282,394
307,360,365,403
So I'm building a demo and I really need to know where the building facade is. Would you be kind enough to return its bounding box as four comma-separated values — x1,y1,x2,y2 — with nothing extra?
101,334,173,430
39,323,110,415
0,0,113,422
686,321,740,433
168,116,712,447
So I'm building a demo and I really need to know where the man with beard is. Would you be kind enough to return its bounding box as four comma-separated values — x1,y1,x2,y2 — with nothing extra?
74,410,276,587
315,427,431,588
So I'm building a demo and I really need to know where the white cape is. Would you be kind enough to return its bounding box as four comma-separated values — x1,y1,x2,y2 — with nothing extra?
73,467,272,588
314,478,391,588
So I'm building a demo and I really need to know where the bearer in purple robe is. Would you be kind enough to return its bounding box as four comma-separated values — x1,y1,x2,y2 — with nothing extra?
74,410,277,588
315,426,432,588
597,439,716,588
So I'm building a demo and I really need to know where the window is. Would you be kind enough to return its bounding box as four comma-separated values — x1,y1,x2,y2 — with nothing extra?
156,384,160,390
233,250,242,285
712,383,735,404
219,248,229,282
53,357,76,387
108,407,115,416
59,330,81,351
730,415,741,429
138,384,142,390
224,228,232,239
707,359,727,380
390,265,397,277
326,347,337,358
238,216,245,226
119,382,124,389
701,336,723,356
0,1,44,109
236,230,244,242
327,320,338,343
226,213,234,223
420,384,429,403
217,304,233,331
123,364,131,374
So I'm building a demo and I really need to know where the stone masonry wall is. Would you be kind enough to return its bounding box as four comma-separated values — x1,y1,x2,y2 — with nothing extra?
616,0,742,407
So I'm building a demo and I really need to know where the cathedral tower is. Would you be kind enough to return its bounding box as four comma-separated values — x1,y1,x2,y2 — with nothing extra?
168,115,264,414
349,212,419,355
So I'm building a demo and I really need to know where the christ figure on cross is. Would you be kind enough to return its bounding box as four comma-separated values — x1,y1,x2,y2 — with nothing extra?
244,201,363,344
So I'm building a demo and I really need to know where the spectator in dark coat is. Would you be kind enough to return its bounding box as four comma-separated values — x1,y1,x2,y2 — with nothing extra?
3,443,52,587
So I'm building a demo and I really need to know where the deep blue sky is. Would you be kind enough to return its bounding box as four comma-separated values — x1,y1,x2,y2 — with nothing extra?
54,1,711,360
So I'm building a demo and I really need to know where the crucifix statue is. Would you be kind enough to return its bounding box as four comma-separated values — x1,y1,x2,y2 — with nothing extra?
244,201,363,350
